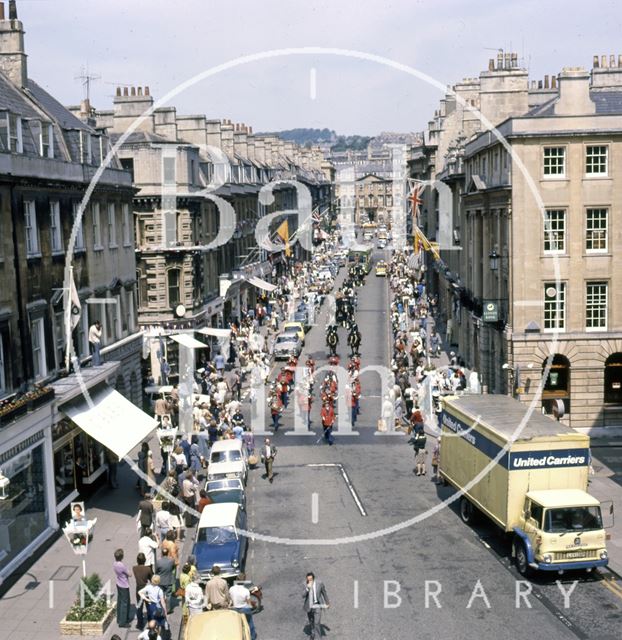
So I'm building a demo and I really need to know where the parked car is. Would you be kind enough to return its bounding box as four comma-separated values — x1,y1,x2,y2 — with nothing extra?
184,610,251,640
207,440,248,483
273,334,303,360
205,478,246,511
192,503,248,582
294,309,310,329
282,321,306,342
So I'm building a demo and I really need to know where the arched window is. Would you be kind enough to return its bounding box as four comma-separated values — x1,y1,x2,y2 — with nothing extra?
542,354,571,415
604,353,622,405
167,268,181,307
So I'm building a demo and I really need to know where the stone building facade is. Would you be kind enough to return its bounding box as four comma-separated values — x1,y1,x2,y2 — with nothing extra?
409,52,622,432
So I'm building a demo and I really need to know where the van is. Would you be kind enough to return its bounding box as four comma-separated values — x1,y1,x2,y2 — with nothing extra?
208,440,248,483
185,610,251,640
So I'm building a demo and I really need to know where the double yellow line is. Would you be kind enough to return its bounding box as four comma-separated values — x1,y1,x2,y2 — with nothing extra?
601,573,622,600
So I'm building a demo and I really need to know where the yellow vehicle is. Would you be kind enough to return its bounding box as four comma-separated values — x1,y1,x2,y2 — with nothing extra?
439,395,610,576
375,261,387,276
185,610,251,640
282,321,305,343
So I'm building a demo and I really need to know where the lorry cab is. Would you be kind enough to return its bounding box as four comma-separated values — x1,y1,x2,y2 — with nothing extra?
514,489,608,576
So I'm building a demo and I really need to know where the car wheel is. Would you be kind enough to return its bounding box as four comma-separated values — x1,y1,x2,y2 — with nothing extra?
459,496,475,525
514,539,531,577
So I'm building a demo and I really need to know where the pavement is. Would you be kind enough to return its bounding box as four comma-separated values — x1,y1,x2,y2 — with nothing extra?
2,248,622,639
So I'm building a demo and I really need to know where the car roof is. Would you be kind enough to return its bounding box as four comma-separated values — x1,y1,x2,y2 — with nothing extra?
276,334,298,341
197,502,240,528
211,439,243,452
184,609,248,639
206,478,244,492
208,459,244,472
284,321,304,328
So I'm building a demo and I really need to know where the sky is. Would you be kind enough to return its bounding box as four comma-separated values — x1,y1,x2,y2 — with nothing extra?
13,0,622,136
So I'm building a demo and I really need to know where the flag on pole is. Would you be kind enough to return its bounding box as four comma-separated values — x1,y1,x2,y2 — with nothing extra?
408,184,423,218
276,219,291,256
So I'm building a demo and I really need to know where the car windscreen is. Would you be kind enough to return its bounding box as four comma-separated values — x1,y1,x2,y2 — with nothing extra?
543,506,603,533
207,490,244,505
210,450,242,463
196,525,237,544
276,336,296,344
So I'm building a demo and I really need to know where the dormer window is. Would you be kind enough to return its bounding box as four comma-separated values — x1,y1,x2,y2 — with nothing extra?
80,130,92,164
40,123,54,158
1,113,24,153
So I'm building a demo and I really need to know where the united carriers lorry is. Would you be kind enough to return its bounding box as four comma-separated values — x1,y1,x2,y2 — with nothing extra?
439,395,610,576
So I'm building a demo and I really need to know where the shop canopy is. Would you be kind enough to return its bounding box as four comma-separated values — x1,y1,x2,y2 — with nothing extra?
247,276,277,293
169,333,208,349
61,386,158,459
197,327,232,338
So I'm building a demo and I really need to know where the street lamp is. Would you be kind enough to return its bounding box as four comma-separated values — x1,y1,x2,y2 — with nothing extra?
489,248,499,272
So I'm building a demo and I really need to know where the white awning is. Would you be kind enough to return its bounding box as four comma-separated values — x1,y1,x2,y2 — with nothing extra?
197,327,232,338
61,387,158,459
247,276,277,293
169,333,208,349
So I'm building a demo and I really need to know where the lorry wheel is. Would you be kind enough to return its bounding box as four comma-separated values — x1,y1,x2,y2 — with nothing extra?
459,496,474,524
513,539,531,577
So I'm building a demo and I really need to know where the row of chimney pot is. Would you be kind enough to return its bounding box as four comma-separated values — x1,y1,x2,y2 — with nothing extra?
530,75,558,90
0,1,18,21
116,86,151,97
487,52,519,71
593,54,622,68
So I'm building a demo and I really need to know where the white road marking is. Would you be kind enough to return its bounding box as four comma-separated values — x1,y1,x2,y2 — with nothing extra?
312,492,319,524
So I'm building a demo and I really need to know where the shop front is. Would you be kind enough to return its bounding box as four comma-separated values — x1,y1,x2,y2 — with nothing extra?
0,403,56,583
52,418,108,514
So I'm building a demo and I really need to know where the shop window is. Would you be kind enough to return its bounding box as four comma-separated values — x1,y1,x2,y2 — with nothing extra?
0,444,47,573
604,353,622,405
542,354,571,415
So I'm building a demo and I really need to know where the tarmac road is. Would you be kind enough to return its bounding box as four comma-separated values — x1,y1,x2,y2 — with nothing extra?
241,250,622,640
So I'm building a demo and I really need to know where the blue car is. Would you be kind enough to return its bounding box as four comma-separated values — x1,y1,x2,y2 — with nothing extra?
192,503,248,582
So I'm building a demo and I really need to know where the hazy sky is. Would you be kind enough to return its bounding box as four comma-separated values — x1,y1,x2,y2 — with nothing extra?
15,0,622,135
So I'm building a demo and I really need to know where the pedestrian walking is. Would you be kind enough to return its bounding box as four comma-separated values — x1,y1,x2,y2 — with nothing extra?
303,572,329,640
184,574,204,617
132,553,153,631
431,438,440,483
261,438,277,483
138,528,159,571
138,575,169,632
230,572,257,640
88,320,102,366
204,565,231,609
155,547,176,612
138,494,154,536
113,549,132,628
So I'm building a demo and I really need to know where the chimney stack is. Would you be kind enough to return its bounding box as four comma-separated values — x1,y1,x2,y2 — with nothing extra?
544,75,549,88
504,52,511,69
610,54,616,67
554,67,595,116
551,76,557,89
538,80,543,89
511,52,518,67
601,55,607,68
130,86,136,96
137,86,143,96
145,86,150,96
497,52,503,69
123,87,129,96
0,0,28,87
116,86,121,96
593,55,599,68
488,58,494,71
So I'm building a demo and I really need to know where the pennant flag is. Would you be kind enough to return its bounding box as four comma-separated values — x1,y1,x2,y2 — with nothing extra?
276,219,291,256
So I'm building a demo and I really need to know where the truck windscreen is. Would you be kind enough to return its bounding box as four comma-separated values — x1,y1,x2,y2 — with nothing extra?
543,506,603,533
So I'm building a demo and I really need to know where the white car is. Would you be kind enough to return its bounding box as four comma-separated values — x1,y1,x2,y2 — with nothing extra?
207,440,248,483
